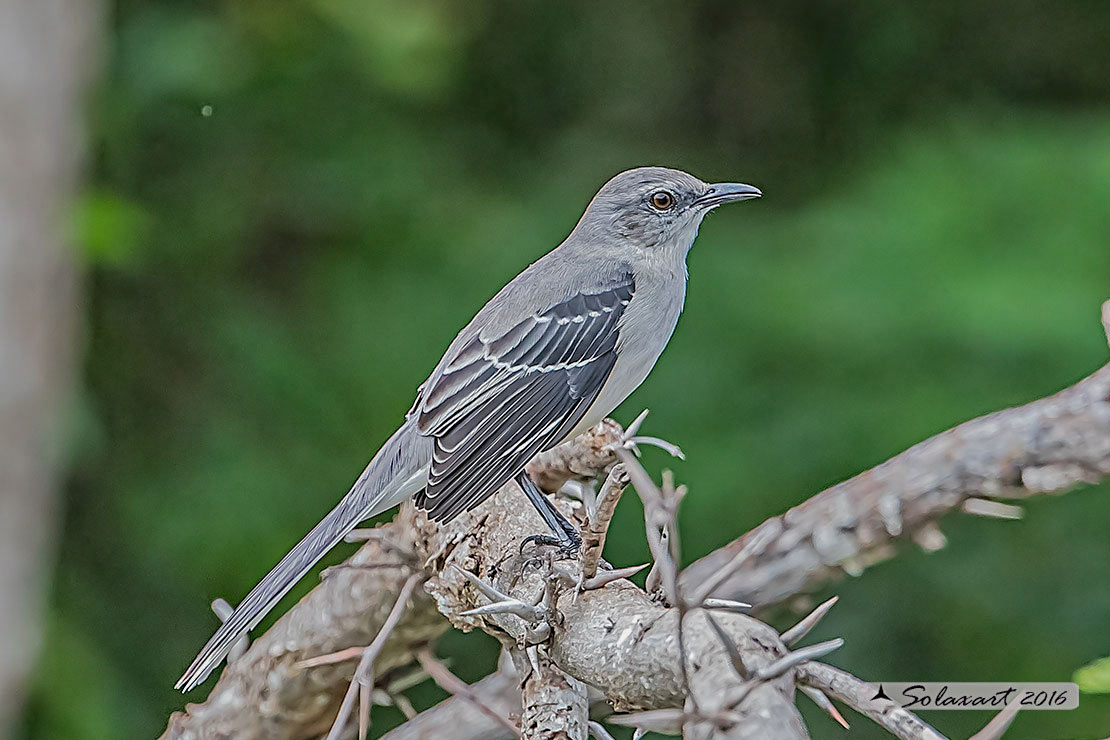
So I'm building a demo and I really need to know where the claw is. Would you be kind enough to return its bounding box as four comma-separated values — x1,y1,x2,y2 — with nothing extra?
520,533,562,553
520,533,580,560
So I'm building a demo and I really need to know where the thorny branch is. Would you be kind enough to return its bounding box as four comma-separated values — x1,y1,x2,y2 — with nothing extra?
580,463,630,580
162,302,1110,740
414,648,521,736
321,573,421,740
683,309,1110,610
797,662,947,740
379,667,521,740
518,648,589,740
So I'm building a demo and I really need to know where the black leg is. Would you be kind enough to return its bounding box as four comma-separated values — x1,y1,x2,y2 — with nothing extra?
516,470,581,557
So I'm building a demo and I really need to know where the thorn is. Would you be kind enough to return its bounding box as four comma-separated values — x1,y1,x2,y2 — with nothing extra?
551,564,578,587
781,596,839,646
613,446,666,509
383,665,433,694
558,478,591,502
1102,300,1110,349
292,579,420,676
354,574,421,685
210,597,233,622
229,641,249,664
726,680,755,709
588,720,618,740
962,498,1024,520
582,563,648,590
704,613,750,679
390,691,417,720
756,638,844,681
325,679,360,740
610,708,742,733
839,556,865,578
416,648,521,737
687,520,782,606
625,435,686,460
969,700,1021,740
531,580,548,607
453,565,514,603
525,645,542,677
294,646,367,670
358,681,371,740
321,561,410,579
524,621,552,643
210,598,250,663
541,570,560,610
912,522,948,552
700,598,752,612
608,708,687,734
661,468,676,497
643,521,674,603
800,686,850,729
632,730,646,740
613,444,680,603
878,493,903,536
623,408,651,439
460,600,545,621
344,528,386,543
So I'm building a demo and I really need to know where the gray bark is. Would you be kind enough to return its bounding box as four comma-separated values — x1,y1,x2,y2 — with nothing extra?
520,653,588,740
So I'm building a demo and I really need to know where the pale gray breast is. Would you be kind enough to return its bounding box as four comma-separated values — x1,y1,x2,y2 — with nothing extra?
564,267,687,440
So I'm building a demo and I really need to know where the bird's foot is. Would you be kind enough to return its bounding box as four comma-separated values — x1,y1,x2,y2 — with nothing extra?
519,530,581,561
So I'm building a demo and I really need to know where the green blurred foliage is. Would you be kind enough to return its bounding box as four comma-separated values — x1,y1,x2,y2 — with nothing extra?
1076,656,1110,694
22,1,1110,738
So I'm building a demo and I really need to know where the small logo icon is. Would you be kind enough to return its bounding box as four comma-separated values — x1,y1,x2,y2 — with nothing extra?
871,684,892,702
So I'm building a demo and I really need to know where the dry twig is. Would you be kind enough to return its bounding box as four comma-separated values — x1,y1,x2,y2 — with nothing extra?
415,648,522,736
520,649,589,740
323,573,421,740
580,463,630,579
797,661,948,740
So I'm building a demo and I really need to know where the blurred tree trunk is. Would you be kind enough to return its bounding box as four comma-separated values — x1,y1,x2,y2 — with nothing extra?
0,0,101,736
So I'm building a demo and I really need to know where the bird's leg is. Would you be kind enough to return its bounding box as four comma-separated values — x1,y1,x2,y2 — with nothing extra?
516,470,581,558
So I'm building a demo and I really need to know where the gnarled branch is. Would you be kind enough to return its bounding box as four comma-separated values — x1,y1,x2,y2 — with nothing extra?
683,313,1110,609
162,302,1110,740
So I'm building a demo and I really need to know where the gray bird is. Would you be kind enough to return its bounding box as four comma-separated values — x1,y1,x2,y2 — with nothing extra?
176,166,760,692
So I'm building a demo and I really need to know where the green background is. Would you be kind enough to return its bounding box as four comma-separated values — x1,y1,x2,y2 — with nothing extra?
23,2,1110,738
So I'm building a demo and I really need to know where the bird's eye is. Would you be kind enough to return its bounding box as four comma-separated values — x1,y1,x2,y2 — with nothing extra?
650,190,676,210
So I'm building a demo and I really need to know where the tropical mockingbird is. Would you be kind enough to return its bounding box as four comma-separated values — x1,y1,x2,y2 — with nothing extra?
176,166,760,691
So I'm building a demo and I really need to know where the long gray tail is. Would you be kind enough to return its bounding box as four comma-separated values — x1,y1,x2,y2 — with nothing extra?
175,424,426,692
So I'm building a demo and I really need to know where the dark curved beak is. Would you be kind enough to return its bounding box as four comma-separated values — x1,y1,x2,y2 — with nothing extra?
694,182,762,209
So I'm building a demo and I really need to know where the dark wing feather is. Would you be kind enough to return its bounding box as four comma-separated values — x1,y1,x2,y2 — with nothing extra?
413,276,634,521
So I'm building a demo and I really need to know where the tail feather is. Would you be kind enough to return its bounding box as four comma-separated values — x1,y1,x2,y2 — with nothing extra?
175,425,424,692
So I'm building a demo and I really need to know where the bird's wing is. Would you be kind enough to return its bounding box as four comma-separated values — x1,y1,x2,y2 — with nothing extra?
412,274,634,521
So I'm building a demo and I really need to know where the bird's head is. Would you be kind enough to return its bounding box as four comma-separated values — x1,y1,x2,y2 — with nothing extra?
570,166,761,262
